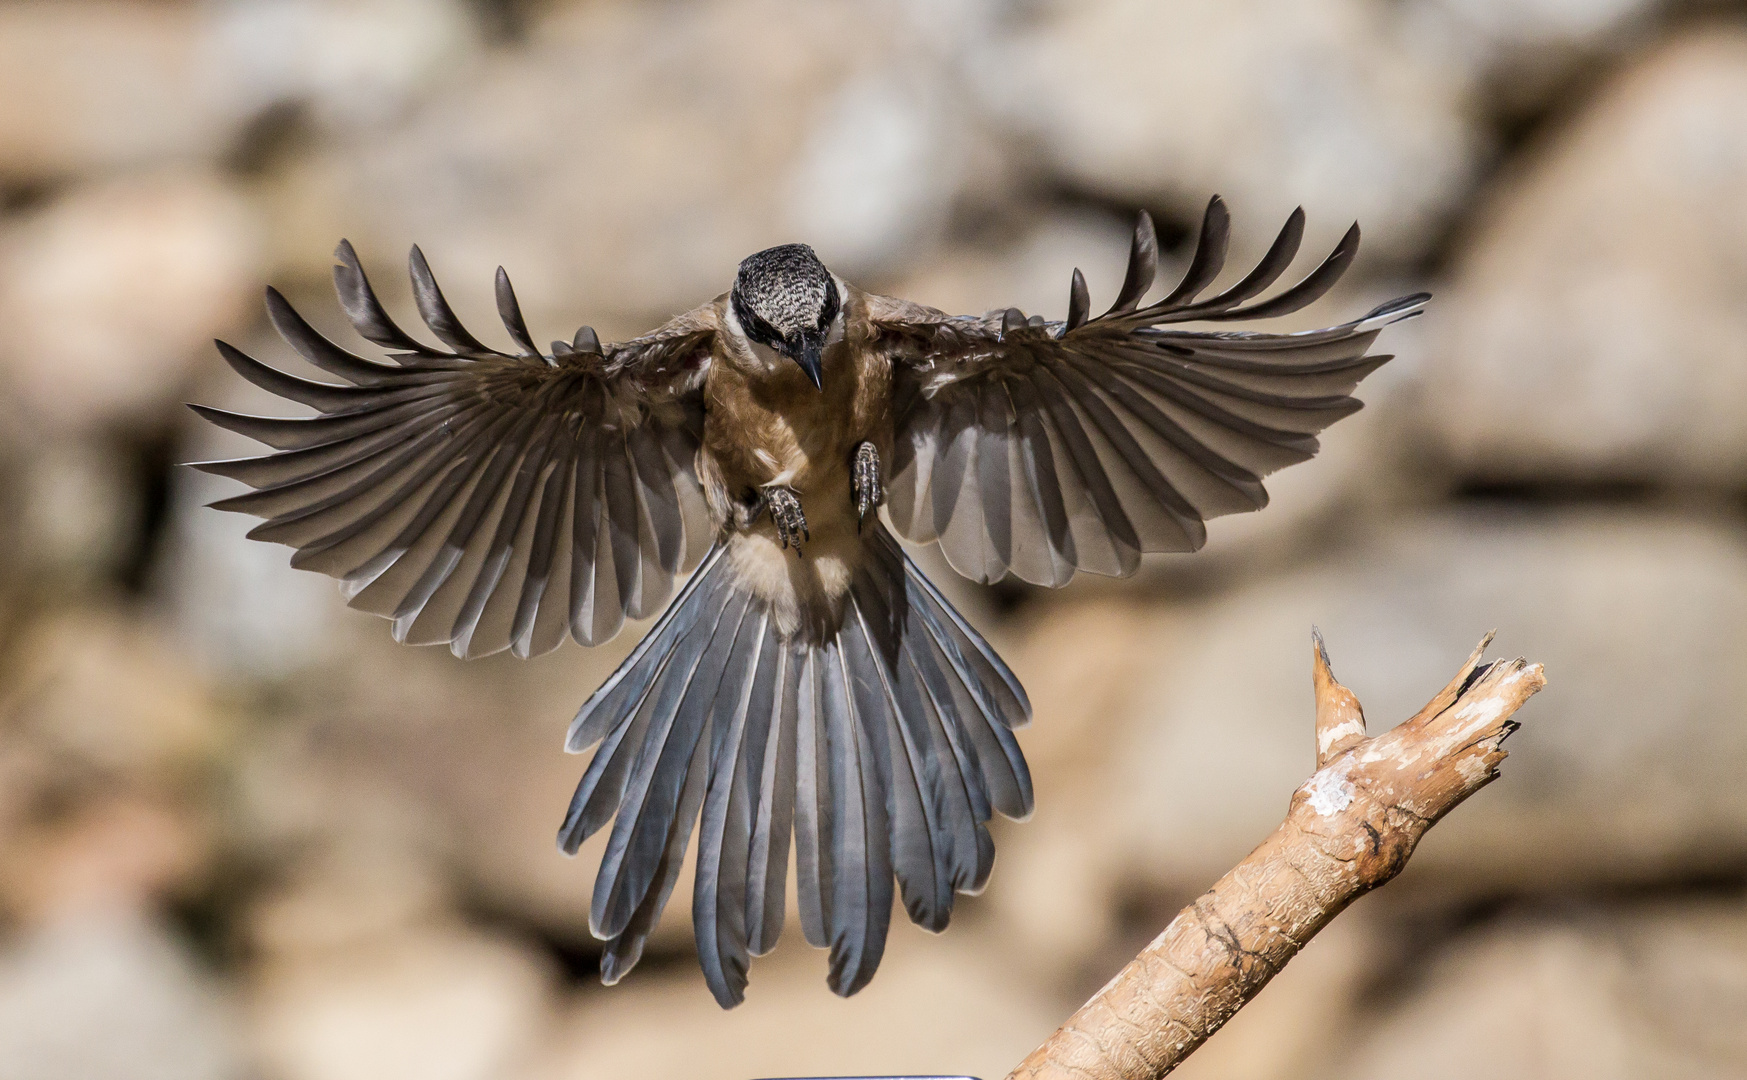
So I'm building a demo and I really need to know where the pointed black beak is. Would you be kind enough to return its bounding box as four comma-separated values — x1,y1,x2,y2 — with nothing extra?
786,333,825,390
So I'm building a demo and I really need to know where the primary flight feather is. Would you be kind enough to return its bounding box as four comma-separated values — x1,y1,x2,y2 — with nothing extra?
192,195,1426,1007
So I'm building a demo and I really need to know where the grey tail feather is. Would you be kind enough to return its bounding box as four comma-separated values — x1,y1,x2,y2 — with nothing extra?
556,525,1030,1007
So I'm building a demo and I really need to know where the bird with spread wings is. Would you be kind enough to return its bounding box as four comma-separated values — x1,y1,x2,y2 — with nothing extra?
192,196,1425,1007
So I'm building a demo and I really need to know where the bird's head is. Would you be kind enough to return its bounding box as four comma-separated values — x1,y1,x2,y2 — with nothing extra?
730,243,841,390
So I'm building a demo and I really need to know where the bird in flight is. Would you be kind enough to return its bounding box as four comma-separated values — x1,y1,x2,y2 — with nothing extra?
192,196,1425,1007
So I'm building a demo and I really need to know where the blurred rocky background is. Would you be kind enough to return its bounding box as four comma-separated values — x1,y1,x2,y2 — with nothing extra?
2,0,1746,1078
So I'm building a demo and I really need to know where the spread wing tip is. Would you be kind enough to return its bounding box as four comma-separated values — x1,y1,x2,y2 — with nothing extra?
328,239,564,364
1365,292,1432,322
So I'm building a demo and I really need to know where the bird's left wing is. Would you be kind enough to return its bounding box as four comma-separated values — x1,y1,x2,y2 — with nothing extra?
191,242,719,657
869,197,1428,587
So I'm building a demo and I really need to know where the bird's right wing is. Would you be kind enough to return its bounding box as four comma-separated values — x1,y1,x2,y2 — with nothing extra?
191,243,720,657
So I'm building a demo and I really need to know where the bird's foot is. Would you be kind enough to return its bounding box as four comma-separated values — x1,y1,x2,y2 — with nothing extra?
762,485,809,553
851,442,884,530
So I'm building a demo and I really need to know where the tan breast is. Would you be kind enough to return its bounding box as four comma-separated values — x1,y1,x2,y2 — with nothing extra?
699,295,894,623
702,324,891,529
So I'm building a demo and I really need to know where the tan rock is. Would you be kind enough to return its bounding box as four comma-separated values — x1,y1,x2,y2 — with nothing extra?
209,0,478,132
1419,30,1747,484
0,605,229,786
0,170,264,435
885,209,1139,322
521,926,1065,1080
158,456,352,680
9,437,140,586
0,796,209,926
1405,0,1667,114
249,922,555,1080
1339,900,1747,1080
0,911,245,1080
0,739,52,855
246,847,450,960
985,599,1176,976
240,825,555,1080
0,3,232,183
972,0,1478,265
0,1,479,184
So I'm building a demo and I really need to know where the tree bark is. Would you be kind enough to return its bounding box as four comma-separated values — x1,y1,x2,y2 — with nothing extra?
1007,631,1546,1080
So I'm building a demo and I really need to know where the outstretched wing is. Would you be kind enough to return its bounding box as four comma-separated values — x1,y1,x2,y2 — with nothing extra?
872,196,1427,587
191,242,719,657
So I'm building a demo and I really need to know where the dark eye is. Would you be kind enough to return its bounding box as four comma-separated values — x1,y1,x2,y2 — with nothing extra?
732,290,782,347
818,278,841,331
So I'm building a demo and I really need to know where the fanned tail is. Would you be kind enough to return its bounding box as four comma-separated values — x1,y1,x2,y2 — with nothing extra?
557,525,1031,1007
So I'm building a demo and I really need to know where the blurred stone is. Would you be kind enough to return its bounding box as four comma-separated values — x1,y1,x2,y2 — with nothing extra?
1419,0,1661,45
520,927,1063,1080
892,208,1138,320
210,0,478,133
267,0,996,333
1406,0,1667,115
12,437,140,586
1073,508,1747,897
0,739,52,850
0,911,245,1080
987,600,1174,975
0,605,228,786
1340,899,1747,1080
160,457,348,679
1419,31,1747,485
783,62,993,277
247,847,448,960
0,170,264,435
0,3,232,183
0,1,478,185
972,0,1478,266
243,849,553,1080
249,920,554,1080
0,796,209,925
164,342,350,679
231,681,461,878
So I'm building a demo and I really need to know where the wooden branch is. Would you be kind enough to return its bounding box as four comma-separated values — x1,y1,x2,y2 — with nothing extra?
1007,632,1546,1080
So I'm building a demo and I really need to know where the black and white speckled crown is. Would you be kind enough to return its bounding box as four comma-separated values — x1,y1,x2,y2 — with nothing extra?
733,244,835,341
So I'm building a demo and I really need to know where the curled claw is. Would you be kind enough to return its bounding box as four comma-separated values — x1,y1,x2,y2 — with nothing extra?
762,485,809,554
852,441,884,531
